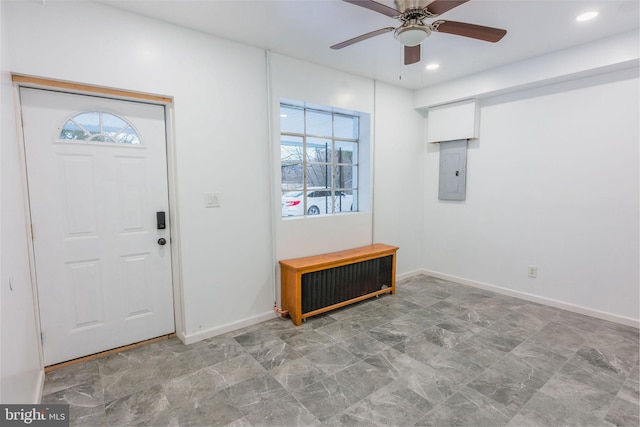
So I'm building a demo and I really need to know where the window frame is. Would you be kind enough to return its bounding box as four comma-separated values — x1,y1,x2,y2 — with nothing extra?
280,103,360,218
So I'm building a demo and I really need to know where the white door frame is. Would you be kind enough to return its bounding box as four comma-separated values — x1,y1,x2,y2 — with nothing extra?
11,75,186,370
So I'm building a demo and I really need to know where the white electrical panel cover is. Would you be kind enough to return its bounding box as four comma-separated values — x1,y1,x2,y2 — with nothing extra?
427,99,478,143
438,139,467,201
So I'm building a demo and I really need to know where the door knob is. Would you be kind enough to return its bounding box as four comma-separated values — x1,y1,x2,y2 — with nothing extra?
158,238,167,246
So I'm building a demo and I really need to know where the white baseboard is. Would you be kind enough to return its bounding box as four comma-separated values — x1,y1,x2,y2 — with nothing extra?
174,330,188,345
418,269,640,329
36,368,45,403
396,269,426,282
180,310,278,345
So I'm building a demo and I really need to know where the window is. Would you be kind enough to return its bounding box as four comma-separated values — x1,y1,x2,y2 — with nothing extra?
58,111,141,144
280,102,359,217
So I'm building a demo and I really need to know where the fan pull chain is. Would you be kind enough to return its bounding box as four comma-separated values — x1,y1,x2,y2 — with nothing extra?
399,45,404,81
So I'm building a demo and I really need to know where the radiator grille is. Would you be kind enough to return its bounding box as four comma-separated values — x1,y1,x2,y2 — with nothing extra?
301,255,393,314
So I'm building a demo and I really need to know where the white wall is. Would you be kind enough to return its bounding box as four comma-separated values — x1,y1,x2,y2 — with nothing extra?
0,1,44,403
372,82,424,276
421,68,639,325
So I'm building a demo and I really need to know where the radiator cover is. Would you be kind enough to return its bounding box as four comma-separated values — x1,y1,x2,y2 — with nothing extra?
301,255,393,314
279,244,398,326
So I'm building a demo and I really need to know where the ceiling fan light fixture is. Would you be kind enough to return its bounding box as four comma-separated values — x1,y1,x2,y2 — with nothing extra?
395,24,430,46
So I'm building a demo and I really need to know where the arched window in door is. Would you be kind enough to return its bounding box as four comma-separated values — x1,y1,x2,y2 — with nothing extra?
58,111,141,144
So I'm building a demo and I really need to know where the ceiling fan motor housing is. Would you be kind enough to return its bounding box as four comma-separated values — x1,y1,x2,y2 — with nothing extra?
393,0,437,46
395,0,436,13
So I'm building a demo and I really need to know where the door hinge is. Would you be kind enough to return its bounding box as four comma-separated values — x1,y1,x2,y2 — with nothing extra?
40,332,44,345
30,224,34,239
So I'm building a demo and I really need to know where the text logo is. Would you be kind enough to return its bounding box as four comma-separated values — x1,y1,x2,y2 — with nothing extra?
1,405,69,427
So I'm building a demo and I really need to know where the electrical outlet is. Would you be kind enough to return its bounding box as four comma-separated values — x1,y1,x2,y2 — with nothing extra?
528,265,538,278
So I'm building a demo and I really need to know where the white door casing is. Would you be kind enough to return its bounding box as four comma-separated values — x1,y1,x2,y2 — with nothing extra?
20,87,175,366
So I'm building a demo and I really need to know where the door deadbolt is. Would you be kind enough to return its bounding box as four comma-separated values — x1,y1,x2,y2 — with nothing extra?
156,211,166,229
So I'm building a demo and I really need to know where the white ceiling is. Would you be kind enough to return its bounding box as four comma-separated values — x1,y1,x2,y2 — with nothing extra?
100,0,639,90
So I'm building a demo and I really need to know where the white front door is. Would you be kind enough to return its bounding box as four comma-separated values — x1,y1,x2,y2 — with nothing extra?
20,87,175,366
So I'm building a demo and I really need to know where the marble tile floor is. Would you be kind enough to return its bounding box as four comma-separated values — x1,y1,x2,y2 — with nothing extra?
42,274,640,426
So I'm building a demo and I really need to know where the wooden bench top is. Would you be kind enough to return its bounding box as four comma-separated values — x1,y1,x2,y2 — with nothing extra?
279,243,399,272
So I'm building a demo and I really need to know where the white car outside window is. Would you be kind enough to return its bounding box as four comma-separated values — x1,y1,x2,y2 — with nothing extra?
282,189,353,216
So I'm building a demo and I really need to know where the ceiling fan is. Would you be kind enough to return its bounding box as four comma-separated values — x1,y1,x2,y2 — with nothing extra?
331,0,507,65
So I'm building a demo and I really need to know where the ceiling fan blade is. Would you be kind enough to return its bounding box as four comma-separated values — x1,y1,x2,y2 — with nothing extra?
433,20,507,42
404,45,421,65
342,0,402,18
426,0,470,16
331,27,395,49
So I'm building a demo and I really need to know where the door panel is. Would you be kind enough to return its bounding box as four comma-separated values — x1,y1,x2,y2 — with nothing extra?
122,253,153,317
20,87,174,366
60,154,97,235
118,156,146,231
67,259,103,329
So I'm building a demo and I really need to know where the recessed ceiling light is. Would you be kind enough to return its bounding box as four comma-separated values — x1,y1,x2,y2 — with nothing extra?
425,63,440,70
576,11,598,22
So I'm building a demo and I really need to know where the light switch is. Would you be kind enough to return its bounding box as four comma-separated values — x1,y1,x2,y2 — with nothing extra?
204,193,221,208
